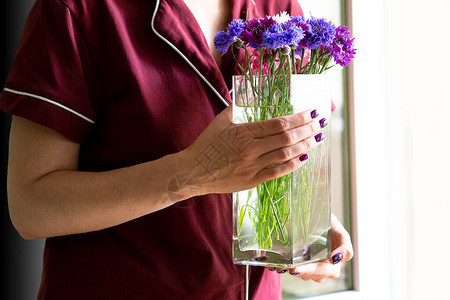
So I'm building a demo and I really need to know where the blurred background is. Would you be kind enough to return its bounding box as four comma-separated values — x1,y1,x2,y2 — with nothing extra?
1,1,45,299
1,0,449,299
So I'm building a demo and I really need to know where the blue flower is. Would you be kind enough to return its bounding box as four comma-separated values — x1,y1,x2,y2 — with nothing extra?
261,24,283,49
213,18,244,55
290,15,307,25
261,23,304,49
214,31,233,54
282,24,304,46
227,18,244,38
305,17,336,49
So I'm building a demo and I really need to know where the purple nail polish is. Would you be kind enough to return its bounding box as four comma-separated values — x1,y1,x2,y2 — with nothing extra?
299,154,309,162
291,272,300,276
332,253,343,264
255,256,267,262
310,109,319,119
277,270,287,274
315,133,324,142
319,118,328,128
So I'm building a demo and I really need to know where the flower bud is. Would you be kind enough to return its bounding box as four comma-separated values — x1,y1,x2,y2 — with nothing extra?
234,38,244,49
281,45,291,56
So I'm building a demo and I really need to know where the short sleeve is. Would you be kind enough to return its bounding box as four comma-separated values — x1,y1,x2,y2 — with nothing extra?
0,0,99,143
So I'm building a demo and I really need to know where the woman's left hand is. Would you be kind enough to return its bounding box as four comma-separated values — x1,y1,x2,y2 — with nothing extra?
268,213,354,283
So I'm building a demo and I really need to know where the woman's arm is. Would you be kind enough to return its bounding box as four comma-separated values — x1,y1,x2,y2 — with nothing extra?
8,116,189,239
8,106,325,239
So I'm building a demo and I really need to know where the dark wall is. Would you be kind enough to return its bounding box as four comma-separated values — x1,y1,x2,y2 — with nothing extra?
1,1,45,299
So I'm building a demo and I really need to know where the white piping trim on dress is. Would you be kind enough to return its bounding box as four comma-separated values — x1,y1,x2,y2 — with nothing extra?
3,87,95,124
151,0,246,296
245,265,250,300
150,0,229,107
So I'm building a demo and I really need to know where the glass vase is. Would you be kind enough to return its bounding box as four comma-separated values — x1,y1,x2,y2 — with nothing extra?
232,74,331,268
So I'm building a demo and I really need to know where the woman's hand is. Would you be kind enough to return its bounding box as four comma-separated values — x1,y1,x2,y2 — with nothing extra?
7,105,327,238
177,106,327,198
269,214,354,283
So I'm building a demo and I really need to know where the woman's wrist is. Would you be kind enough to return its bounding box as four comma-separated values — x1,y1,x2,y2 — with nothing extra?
160,148,207,203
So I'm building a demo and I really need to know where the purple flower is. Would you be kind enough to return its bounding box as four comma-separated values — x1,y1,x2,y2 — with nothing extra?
213,18,244,55
261,24,284,49
290,16,311,48
283,23,305,46
290,15,307,25
214,31,233,54
227,18,245,39
327,25,356,66
260,16,277,28
305,17,336,49
261,23,304,49
241,16,277,48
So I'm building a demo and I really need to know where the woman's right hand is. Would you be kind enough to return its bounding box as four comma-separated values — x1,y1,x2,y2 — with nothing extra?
6,106,326,238
176,106,328,198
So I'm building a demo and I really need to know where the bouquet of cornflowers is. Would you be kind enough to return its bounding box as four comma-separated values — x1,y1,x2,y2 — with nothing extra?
217,12,355,265
214,11,356,76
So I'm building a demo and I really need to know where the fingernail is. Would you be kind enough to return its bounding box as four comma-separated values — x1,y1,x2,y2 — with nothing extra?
319,118,328,128
268,268,276,272
299,154,309,162
310,109,319,119
291,272,300,276
277,270,287,274
332,253,343,264
315,133,324,142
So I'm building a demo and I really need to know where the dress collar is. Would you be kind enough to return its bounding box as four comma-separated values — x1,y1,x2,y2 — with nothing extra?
151,0,236,106
151,0,268,106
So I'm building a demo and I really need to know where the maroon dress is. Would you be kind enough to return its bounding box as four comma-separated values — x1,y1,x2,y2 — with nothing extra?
0,0,302,298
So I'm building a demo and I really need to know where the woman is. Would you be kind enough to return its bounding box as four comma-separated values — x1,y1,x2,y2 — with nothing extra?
1,0,353,299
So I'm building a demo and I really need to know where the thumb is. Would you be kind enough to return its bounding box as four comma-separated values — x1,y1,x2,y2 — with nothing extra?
329,245,353,265
328,214,354,264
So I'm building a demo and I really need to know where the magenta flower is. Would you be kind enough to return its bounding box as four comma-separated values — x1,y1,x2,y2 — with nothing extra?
249,49,271,74
327,25,356,66
241,16,277,48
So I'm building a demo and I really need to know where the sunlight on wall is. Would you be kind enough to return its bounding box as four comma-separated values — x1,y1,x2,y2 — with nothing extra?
399,1,450,300
354,0,450,299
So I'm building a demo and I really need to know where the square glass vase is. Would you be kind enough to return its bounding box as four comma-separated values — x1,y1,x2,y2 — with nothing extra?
232,74,331,268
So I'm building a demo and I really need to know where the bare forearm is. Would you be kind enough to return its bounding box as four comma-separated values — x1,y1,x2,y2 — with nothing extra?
8,106,327,239
9,152,191,239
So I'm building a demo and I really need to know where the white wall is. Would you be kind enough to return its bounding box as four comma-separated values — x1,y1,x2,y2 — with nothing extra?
398,1,450,299
353,0,450,299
